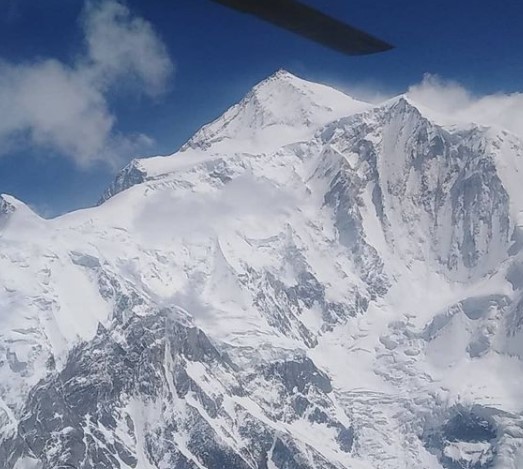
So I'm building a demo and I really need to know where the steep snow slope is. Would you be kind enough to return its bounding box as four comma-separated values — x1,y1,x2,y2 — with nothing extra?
1,70,523,469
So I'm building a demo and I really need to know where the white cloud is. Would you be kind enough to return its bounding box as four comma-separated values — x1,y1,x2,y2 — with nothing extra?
0,0,173,167
135,174,298,244
335,81,398,105
407,74,523,139
81,0,172,96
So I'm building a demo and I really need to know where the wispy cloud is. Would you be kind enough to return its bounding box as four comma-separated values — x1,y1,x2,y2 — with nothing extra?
135,173,298,243
333,74,523,139
407,74,523,139
0,0,173,167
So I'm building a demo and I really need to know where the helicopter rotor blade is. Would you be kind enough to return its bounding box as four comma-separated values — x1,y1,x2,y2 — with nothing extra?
211,0,393,56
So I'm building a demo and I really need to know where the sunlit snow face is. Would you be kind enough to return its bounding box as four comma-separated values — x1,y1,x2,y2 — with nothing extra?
134,173,298,244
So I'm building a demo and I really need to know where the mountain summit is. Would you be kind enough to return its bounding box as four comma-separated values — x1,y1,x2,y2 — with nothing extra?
181,69,371,154
1,71,523,469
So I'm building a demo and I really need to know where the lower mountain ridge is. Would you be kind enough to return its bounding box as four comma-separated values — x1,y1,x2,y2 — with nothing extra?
1,70,523,469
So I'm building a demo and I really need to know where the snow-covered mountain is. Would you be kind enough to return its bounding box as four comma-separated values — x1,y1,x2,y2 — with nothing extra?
1,70,523,469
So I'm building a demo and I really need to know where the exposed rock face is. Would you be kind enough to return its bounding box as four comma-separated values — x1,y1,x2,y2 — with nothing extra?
422,405,499,469
1,71,523,468
6,311,349,469
98,159,147,204
0,195,15,229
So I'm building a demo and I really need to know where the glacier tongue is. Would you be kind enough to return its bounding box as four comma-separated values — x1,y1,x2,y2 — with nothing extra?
2,70,523,468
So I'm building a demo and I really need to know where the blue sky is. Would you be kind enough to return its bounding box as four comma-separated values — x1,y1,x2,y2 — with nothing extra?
0,0,522,216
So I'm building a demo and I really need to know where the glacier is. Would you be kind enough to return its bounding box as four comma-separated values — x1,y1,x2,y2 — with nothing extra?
1,69,523,468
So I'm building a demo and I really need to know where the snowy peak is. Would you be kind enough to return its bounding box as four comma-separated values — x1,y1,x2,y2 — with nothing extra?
100,70,373,202
97,159,146,205
1,194,26,212
244,68,371,125
0,194,15,217
181,69,371,154
0,195,15,230
0,194,42,234
385,94,499,137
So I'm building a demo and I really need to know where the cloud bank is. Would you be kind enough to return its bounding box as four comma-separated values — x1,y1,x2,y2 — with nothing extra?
407,74,523,139
0,0,173,167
